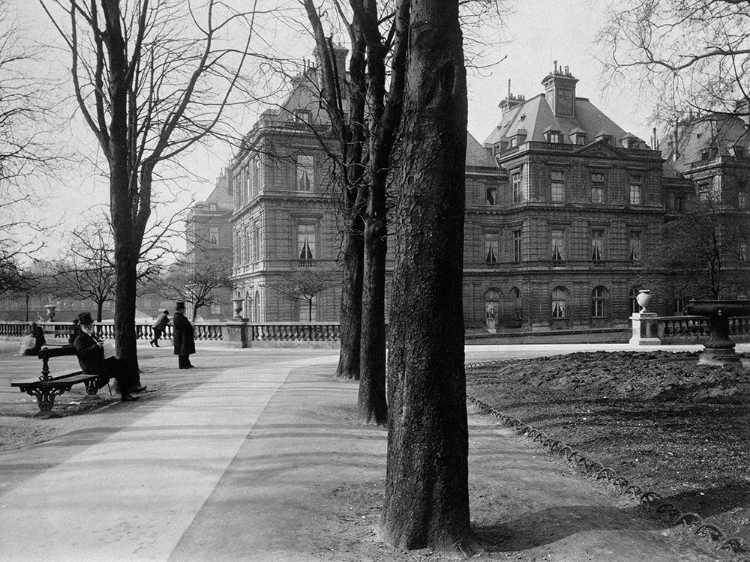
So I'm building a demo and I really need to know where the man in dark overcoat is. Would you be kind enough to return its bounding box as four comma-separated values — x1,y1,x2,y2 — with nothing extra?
73,312,144,401
172,302,195,369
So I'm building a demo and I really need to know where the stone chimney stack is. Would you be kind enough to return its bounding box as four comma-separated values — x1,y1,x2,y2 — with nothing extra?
542,63,578,118
498,79,525,115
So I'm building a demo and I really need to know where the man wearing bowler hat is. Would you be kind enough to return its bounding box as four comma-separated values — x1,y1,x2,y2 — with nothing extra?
172,302,195,369
73,312,144,401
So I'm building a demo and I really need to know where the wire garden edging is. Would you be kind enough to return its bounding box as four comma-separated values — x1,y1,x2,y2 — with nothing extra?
465,360,748,559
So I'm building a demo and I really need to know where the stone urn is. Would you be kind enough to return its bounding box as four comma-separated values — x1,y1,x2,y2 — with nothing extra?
44,304,56,322
683,299,750,365
636,290,652,313
232,298,243,320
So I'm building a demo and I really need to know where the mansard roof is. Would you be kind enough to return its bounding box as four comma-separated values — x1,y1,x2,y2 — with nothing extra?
484,93,631,148
664,114,750,176
466,132,498,169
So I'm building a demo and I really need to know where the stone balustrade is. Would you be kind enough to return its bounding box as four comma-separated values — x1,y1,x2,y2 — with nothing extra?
632,315,750,345
0,320,341,348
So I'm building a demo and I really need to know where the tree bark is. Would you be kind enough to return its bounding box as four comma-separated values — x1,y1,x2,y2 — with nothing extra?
358,211,387,424
336,214,364,380
381,0,472,553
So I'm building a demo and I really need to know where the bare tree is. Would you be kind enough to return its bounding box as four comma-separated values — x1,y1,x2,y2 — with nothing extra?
380,0,473,554
158,254,233,322
273,267,337,322
657,194,750,299
601,0,750,122
55,225,117,322
41,0,257,378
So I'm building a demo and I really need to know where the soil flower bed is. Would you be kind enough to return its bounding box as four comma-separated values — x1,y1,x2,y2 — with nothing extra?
466,350,750,554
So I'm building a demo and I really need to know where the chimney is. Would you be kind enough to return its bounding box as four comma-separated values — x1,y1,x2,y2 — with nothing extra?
542,64,578,118
498,79,525,115
312,43,349,99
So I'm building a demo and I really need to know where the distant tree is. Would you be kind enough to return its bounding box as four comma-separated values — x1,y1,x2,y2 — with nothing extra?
159,254,233,322
273,267,337,322
656,194,750,299
55,226,117,322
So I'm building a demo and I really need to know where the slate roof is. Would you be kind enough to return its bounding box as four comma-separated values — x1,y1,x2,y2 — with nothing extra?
484,93,633,147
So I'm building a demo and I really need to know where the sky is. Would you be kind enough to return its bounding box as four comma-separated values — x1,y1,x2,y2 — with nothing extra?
8,0,654,256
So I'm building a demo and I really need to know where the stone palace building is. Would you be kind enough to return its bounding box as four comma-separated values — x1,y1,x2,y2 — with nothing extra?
188,55,750,333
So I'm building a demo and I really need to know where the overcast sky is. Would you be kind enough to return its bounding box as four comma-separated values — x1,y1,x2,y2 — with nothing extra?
9,0,652,257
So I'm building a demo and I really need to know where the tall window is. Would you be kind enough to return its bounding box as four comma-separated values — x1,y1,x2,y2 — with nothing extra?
512,229,522,263
551,229,565,263
510,287,522,320
208,227,219,246
234,232,240,265
254,224,260,262
241,228,248,263
629,174,642,205
484,233,498,264
629,231,641,262
551,171,565,202
591,172,604,203
296,155,314,191
251,157,260,198
591,286,609,318
512,172,522,203
551,287,568,319
486,187,498,206
299,295,317,321
297,224,316,260
591,229,604,262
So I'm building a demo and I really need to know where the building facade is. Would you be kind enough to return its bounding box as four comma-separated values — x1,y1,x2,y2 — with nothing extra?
477,66,665,330
220,57,750,332
228,62,343,322
184,170,235,321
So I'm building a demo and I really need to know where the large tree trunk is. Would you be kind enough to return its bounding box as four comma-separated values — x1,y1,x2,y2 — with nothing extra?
358,210,387,424
336,219,363,380
381,0,472,554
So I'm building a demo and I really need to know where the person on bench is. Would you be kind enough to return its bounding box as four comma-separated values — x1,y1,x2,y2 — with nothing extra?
72,312,145,402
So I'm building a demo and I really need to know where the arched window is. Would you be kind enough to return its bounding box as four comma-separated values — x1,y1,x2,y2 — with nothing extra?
510,287,522,320
551,287,568,319
485,289,500,323
591,286,609,318
254,290,261,322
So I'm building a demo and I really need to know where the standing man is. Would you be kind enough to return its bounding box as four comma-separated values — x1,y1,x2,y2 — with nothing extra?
150,309,170,347
172,302,195,369
73,312,144,401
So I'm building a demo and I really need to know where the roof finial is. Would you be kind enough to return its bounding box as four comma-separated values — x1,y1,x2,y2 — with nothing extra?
553,60,558,74
508,79,511,99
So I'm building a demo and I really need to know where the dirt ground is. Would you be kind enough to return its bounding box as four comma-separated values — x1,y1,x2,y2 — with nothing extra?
466,350,750,560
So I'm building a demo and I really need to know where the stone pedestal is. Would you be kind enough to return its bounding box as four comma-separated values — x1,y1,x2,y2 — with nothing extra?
629,312,661,346
224,321,249,348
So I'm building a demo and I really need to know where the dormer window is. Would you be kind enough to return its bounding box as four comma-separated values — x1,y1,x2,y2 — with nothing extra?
509,137,517,148
595,132,613,146
294,109,312,124
547,131,562,144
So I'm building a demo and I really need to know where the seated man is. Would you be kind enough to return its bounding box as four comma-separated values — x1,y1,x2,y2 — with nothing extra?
72,312,145,402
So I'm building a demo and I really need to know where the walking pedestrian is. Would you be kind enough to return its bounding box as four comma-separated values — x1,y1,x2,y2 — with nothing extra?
172,302,195,369
150,309,170,347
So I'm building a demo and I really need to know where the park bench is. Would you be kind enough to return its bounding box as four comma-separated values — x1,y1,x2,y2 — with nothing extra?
10,345,106,417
